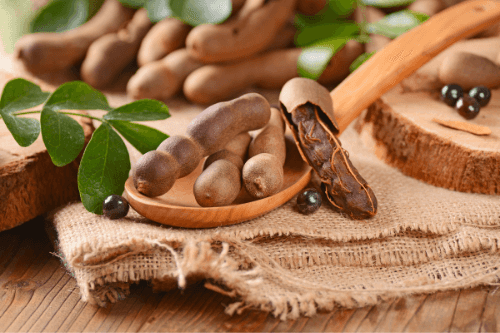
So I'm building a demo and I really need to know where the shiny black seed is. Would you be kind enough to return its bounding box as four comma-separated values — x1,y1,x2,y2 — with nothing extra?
455,95,480,120
103,195,129,219
297,188,322,215
469,86,491,107
441,84,463,106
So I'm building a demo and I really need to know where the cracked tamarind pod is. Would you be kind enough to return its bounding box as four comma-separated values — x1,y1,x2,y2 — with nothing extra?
133,93,271,197
242,107,286,198
185,0,297,63
80,8,153,89
194,132,252,207
279,78,377,220
14,0,135,75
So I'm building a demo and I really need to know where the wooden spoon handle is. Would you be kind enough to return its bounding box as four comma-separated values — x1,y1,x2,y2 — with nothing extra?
331,0,500,133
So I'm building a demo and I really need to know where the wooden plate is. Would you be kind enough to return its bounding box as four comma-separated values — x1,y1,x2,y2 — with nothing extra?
124,136,311,228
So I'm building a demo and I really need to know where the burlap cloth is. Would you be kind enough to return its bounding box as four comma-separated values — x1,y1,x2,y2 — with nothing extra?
48,118,500,320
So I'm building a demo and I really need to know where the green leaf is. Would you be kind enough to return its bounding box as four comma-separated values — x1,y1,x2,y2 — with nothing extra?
108,120,168,154
2,113,40,147
349,51,375,72
367,10,428,38
0,78,49,114
298,38,347,80
103,100,170,121
78,123,130,214
44,81,112,112
360,0,415,8
117,0,146,8
146,0,172,22
295,0,355,31
329,0,357,17
295,22,359,47
30,0,89,33
41,108,85,166
169,0,231,26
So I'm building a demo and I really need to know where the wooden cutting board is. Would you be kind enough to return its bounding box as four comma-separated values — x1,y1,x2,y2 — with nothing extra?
355,84,499,195
0,71,94,231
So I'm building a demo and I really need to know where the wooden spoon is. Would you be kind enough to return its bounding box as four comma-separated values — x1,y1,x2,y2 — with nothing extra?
332,0,500,133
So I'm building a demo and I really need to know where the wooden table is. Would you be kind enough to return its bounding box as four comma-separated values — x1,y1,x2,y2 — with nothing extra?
1,217,499,332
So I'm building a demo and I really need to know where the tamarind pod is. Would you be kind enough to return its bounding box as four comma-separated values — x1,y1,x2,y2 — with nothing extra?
137,18,191,67
133,93,271,197
14,0,135,74
354,7,390,53
279,78,377,219
266,21,297,51
80,8,153,89
317,40,364,85
439,52,500,89
408,0,445,16
127,49,204,101
184,42,362,105
243,107,287,198
297,0,327,15
128,22,296,101
186,0,297,63
194,133,252,207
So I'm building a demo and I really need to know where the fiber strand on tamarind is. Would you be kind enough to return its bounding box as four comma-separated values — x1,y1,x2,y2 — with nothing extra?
133,93,271,197
14,0,135,74
194,133,252,207
279,78,377,219
80,8,153,89
242,107,287,198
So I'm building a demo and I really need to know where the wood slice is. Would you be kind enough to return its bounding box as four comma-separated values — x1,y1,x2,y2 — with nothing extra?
355,85,500,195
0,71,94,232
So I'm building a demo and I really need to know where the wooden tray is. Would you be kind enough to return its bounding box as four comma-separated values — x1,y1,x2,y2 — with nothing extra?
124,136,311,228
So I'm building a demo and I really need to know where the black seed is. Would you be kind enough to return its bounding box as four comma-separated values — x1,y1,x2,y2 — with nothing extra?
441,84,463,106
103,194,129,219
469,86,491,107
455,95,480,120
297,188,322,215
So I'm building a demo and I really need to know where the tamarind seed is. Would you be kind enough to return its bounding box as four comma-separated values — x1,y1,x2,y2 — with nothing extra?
455,94,481,120
469,86,491,107
296,188,322,215
440,84,463,107
103,195,129,219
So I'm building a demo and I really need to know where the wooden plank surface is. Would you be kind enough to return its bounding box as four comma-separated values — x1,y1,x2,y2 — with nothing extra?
0,217,498,332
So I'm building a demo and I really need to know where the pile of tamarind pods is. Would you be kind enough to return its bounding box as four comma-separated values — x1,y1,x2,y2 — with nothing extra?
14,0,474,106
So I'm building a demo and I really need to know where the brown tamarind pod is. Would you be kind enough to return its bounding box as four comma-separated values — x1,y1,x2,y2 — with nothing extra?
136,17,191,67
243,107,286,198
80,8,153,89
297,0,327,15
127,22,296,101
407,0,445,16
14,0,135,75
184,41,363,105
133,93,271,197
127,49,204,101
185,0,297,63
194,133,252,207
279,78,377,219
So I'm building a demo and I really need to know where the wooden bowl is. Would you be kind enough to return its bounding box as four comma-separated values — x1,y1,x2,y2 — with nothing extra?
124,136,311,228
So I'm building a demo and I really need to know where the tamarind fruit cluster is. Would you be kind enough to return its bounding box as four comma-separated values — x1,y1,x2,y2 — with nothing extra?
133,93,271,198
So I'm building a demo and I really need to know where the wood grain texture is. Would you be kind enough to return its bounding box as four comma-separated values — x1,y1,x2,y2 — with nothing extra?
1,218,498,332
331,0,500,134
355,86,500,194
0,71,94,232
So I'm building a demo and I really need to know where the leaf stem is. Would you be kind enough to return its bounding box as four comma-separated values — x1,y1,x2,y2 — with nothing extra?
12,110,104,122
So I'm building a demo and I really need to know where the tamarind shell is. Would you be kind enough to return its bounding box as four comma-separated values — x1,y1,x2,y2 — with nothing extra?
279,78,377,219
